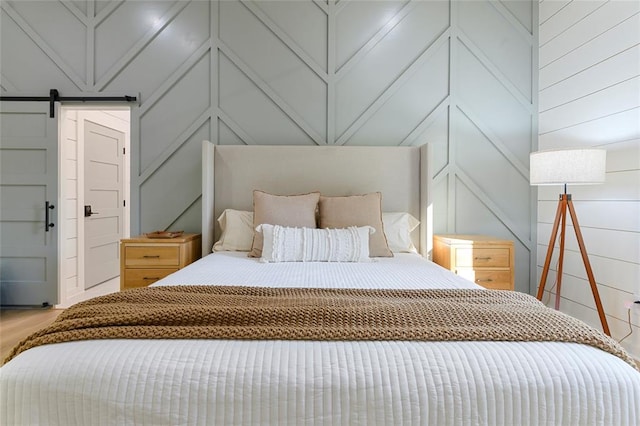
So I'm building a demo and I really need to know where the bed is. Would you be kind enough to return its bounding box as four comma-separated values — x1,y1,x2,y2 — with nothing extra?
1,142,639,425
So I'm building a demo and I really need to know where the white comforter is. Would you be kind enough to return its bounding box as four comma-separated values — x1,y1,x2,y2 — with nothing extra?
2,253,639,425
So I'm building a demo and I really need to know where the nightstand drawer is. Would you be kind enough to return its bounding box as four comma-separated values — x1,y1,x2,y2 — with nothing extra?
457,269,513,290
454,248,510,268
120,234,201,292
433,235,515,291
124,246,180,267
124,268,178,288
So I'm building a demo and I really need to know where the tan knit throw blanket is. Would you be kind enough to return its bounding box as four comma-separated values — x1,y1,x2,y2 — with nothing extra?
5,286,637,369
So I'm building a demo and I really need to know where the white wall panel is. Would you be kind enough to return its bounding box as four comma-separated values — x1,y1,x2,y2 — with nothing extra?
0,0,537,292
218,119,248,146
419,107,449,175
254,0,327,71
139,54,210,172
94,0,110,15
335,0,407,69
219,1,327,141
335,0,449,139
140,123,209,232
540,45,640,111
539,0,571,24
538,109,640,148
94,1,179,83
72,0,87,15
539,77,640,134
456,111,531,234
0,9,80,91
539,12,639,89
536,246,640,297
459,0,533,99
538,222,639,265
502,0,534,32
607,139,640,171
346,40,450,147
538,0,639,359
456,179,532,293
7,0,87,82
538,200,640,232
432,177,449,232
540,0,639,65
456,43,532,164
541,270,638,327
60,109,80,302
218,51,316,146
105,1,210,97
538,0,606,48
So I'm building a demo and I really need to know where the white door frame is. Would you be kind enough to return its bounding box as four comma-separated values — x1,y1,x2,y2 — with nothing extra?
57,105,130,308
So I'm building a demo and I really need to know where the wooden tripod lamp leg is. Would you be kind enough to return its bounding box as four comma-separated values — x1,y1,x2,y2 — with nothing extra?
555,197,568,310
537,196,566,301
566,199,611,336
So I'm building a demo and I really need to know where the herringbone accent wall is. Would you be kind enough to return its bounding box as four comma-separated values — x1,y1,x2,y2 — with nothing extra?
0,0,537,292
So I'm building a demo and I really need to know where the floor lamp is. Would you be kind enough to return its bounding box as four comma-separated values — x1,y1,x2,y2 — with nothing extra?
530,148,610,336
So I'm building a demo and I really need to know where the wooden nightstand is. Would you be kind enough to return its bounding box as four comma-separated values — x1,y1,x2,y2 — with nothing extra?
433,235,514,290
120,234,202,290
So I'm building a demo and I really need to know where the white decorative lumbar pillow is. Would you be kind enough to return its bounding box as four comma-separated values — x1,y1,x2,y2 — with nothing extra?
257,224,374,263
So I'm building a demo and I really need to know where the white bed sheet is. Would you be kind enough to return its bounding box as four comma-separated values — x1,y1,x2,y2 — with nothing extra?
2,253,639,425
152,252,480,290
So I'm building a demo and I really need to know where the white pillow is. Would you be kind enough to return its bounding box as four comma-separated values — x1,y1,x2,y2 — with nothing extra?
257,224,374,263
212,209,254,252
212,210,419,253
382,212,420,253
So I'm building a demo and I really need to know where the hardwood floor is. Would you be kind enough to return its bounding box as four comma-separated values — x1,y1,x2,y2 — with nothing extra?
0,308,63,362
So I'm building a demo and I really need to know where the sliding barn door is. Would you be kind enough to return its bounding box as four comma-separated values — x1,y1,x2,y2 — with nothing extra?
0,101,59,306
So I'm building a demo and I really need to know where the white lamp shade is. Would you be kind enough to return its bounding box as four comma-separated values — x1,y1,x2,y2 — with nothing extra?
530,148,606,186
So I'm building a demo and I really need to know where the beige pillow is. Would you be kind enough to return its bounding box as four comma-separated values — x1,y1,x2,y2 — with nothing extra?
249,190,320,257
319,192,393,257
212,209,254,252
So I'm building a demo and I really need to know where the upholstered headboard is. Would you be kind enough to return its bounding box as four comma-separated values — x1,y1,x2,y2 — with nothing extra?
201,141,432,257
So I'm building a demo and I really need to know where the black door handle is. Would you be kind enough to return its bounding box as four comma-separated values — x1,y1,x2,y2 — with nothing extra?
45,201,55,232
84,205,100,217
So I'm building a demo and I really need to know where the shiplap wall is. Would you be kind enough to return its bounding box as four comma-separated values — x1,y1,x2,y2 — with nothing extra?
0,0,537,292
538,0,640,358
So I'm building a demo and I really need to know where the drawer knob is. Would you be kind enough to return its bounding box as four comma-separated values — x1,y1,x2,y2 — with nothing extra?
474,256,492,261
143,277,160,280
142,255,160,259
476,278,493,283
